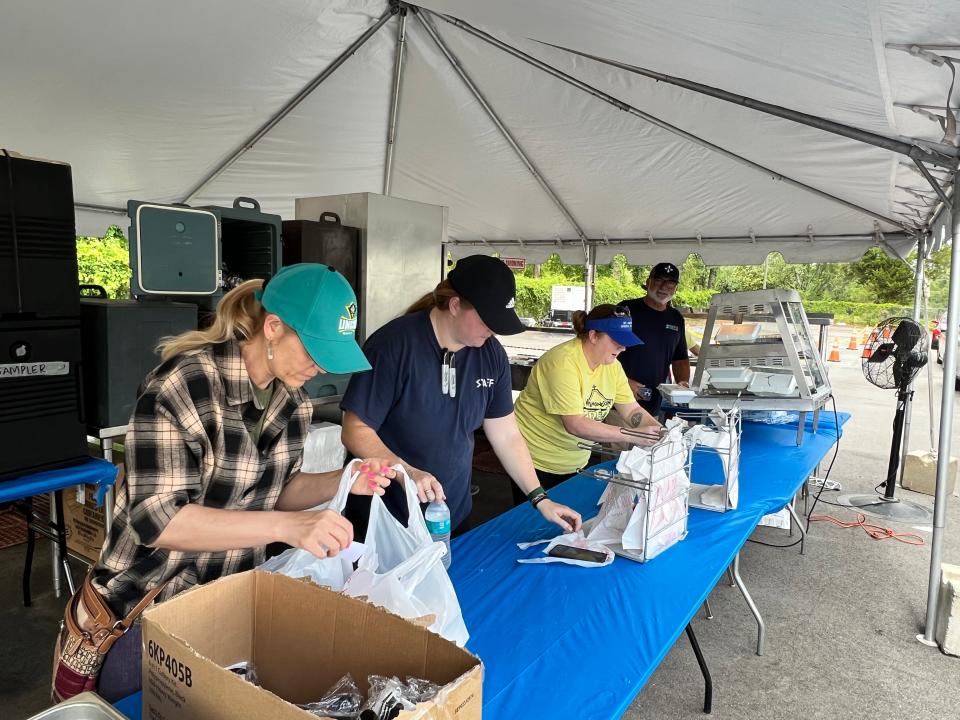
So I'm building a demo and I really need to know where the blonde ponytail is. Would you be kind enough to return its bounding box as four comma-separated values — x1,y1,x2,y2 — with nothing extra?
157,279,266,362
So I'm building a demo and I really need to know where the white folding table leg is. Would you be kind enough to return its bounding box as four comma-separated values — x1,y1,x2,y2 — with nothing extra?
101,436,115,528
787,501,807,555
49,491,61,598
731,552,765,656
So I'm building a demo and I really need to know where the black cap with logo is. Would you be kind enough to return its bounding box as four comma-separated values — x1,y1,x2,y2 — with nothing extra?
447,255,525,335
650,262,680,283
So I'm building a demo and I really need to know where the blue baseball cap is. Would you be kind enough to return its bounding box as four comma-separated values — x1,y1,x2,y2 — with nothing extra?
256,264,371,374
584,316,644,347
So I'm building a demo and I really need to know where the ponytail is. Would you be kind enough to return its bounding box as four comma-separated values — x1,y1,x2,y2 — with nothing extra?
405,279,473,315
156,279,266,362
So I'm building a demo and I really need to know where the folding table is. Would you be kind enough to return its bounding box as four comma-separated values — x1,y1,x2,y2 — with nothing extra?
0,458,118,605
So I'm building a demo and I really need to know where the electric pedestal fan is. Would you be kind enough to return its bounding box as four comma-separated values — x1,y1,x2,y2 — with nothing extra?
842,317,934,523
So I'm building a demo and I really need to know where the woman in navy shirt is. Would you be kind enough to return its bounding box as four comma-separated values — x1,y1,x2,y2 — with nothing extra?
341,255,581,534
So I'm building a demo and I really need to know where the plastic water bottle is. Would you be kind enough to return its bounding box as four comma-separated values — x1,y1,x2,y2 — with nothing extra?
424,500,452,569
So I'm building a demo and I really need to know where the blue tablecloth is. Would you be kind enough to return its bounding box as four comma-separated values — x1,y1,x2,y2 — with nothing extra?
0,457,117,504
449,411,846,719
115,412,846,720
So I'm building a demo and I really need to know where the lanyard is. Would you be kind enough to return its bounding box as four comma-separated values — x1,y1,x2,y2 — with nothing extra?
441,349,457,398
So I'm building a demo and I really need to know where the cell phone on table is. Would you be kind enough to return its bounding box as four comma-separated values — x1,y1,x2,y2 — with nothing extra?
547,544,608,563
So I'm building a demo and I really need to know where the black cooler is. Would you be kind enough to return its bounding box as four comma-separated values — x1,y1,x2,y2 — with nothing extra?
128,196,282,318
79,296,197,428
282,212,361,402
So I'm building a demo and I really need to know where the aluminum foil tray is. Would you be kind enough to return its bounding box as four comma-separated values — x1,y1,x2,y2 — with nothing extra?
26,693,128,720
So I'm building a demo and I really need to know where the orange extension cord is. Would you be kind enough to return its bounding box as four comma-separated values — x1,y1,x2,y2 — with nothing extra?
809,512,926,546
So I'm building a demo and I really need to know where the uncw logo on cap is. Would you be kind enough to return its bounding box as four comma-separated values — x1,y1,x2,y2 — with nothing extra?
338,302,358,335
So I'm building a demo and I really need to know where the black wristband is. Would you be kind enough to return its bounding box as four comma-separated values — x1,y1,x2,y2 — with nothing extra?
531,492,550,509
527,485,546,501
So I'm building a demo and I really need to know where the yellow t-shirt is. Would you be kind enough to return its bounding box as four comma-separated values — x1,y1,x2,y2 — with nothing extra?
515,338,635,474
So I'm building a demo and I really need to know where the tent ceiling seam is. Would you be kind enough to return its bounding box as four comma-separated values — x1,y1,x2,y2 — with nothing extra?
542,45,955,171
416,9,589,261
868,1,899,132
177,5,396,206
427,10,914,234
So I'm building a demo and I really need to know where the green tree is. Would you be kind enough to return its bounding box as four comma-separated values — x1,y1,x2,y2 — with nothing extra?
539,253,587,282
846,247,916,304
679,254,709,292
76,224,131,299
926,244,952,308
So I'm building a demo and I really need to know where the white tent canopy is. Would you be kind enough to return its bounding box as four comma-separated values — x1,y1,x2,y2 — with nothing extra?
3,0,960,652
4,0,957,265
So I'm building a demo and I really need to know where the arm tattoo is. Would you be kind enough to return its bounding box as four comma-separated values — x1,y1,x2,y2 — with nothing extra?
628,412,645,428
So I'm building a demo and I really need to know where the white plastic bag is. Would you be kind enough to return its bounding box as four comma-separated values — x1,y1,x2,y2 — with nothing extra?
258,462,359,591
301,422,347,473
584,483,636,546
345,542,447,628
516,530,615,567
343,466,469,647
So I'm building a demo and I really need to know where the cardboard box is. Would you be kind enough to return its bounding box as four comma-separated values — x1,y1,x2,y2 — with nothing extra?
902,450,958,497
63,483,107,563
141,570,482,720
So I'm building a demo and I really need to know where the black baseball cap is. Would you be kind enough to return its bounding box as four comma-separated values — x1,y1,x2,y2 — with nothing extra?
447,255,525,335
650,262,680,283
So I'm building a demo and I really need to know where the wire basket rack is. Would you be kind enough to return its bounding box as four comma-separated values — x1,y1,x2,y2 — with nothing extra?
578,427,691,563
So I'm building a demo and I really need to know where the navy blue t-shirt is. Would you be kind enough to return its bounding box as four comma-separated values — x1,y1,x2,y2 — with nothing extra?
617,299,687,413
341,310,513,530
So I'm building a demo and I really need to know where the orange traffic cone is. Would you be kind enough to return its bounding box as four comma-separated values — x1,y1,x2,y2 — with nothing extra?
828,340,841,362
882,326,892,339
862,344,873,359
847,335,858,350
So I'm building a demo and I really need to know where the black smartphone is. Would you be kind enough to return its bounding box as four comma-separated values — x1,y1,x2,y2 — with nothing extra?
547,544,608,563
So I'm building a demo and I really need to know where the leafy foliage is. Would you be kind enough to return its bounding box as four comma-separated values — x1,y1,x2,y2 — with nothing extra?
76,225,131,299
510,249,940,326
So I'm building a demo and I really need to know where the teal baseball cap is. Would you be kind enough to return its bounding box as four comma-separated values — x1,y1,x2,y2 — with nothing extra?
256,264,371,374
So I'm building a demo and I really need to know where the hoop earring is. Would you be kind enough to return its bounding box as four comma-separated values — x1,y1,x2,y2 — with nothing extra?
266,342,274,361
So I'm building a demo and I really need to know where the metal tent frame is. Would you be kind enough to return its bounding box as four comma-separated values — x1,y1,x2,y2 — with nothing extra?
60,1,959,645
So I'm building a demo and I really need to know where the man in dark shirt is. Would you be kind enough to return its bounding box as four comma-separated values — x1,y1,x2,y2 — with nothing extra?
617,262,690,416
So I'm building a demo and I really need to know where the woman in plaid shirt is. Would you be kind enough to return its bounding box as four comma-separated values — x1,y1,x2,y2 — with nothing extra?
90,264,394,700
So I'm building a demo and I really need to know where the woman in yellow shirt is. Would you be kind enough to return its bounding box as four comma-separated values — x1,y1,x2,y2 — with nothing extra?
512,305,662,504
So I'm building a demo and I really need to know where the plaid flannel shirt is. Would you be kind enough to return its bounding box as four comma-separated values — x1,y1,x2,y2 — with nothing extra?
92,340,311,616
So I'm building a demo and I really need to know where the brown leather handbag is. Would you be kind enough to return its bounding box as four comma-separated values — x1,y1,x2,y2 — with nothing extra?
52,574,164,702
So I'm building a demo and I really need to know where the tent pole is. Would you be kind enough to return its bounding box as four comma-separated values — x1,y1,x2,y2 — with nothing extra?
585,244,597,310
74,202,126,215
549,46,958,170
429,11,910,233
922,167,960,645
446,231,911,253
897,235,927,486
416,11,589,262
914,160,953,207
383,7,408,196
179,6,396,205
